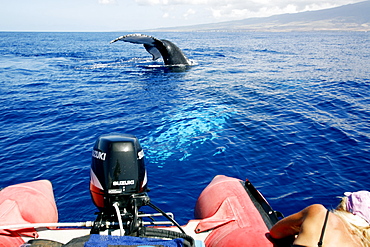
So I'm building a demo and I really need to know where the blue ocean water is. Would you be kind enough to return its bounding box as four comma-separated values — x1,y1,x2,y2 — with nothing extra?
0,31,369,225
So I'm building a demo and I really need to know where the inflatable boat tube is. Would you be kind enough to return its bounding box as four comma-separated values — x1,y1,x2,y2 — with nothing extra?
0,180,58,247
194,175,280,247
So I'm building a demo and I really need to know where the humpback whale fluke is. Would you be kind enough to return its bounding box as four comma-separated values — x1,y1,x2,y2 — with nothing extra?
110,34,191,66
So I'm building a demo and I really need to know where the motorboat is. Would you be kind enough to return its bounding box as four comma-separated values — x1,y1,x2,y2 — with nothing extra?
0,134,283,247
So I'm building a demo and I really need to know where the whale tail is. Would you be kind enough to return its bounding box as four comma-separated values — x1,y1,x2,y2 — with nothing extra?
110,34,191,65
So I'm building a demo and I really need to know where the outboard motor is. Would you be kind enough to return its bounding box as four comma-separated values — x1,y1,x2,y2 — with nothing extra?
90,133,149,234
88,133,195,246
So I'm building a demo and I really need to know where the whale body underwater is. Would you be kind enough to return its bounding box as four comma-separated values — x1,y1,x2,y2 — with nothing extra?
110,34,192,66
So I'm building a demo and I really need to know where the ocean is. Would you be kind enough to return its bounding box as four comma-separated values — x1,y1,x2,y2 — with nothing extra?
0,31,369,225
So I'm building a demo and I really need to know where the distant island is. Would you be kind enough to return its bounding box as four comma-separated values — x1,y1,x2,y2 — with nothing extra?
148,0,370,32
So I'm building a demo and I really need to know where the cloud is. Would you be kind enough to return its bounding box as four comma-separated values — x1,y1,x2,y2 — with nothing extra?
207,0,364,19
183,8,196,18
99,0,116,4
135,0,209,5
163,12,170,18
133,0,365,26
134,0,364,18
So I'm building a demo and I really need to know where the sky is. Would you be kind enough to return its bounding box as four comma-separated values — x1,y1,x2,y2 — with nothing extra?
0,0,366,32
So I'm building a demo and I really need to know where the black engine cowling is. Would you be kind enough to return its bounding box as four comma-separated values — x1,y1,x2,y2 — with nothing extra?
90,133,148,211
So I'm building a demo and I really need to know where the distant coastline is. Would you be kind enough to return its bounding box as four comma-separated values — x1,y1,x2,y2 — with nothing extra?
146,1,370,32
